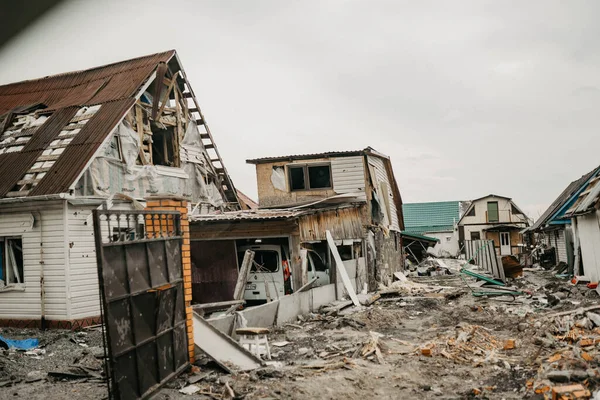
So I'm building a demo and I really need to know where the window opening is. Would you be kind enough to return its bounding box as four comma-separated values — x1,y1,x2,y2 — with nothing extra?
0,238,24,285
288,163,332,191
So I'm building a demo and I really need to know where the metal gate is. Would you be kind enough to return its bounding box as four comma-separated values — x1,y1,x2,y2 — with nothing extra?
93,210,189,399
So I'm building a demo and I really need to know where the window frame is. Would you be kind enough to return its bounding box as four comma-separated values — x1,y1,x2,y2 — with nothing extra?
287,162,333,192
487,201,499,222
0,236,24,288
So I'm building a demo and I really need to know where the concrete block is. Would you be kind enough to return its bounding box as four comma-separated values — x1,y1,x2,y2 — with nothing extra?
206,314,234,336
276,292,311,325
239,300,279,329
311,284,336,311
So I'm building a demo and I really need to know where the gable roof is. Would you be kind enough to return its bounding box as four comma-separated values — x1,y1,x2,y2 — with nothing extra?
526,166,600,232
246,146,385,164
0,51,178,199
457,194,528,225
402,201,460,234
564,167,600,218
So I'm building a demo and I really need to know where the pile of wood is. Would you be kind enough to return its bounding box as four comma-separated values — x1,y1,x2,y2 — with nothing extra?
424,324,506,365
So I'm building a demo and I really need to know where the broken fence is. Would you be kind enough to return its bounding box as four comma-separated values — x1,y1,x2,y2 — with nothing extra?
463,239,506,281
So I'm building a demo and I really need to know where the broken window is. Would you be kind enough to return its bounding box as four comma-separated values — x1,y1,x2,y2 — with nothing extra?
238,250,280,273
0,238,24,285
288,163,332,191
487,201,499,222
470,231,481,240
104,135,121,159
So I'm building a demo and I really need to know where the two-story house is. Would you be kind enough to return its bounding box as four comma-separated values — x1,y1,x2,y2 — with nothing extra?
457,194,529,256
0,51,239,328
189,147,405,304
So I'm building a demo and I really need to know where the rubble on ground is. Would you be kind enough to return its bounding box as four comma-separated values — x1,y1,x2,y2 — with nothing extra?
3,266,600,399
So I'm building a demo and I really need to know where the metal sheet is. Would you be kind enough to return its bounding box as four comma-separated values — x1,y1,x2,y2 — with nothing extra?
93,210,187,400
190,240,238,303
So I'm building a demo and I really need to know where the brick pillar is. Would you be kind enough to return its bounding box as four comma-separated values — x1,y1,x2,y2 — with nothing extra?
145,196,194,363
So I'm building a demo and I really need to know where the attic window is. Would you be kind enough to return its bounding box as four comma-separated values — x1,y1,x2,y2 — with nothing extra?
511,204,522,215
466,207,475,217
288,163,332,191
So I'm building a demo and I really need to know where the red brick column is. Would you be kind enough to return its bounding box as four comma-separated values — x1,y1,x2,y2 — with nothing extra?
145,196,194,363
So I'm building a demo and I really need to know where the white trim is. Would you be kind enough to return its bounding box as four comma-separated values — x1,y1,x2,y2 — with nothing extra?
63,200,72,319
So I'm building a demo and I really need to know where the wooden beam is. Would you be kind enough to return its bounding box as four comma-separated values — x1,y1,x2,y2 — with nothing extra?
232,250,255,301
135,105,149,165
326,230,361,307
155,71,180,121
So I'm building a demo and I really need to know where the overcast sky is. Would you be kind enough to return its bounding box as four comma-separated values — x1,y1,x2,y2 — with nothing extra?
1,0,599,220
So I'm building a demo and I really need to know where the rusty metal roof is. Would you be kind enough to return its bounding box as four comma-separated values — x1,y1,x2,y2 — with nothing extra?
245,147,386,164
0,50,175,198
190,208,304,223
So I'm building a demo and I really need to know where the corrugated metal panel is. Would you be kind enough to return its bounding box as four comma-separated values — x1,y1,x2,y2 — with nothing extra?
331,156,366,199
298,206,365,241
0,51,174,114
30,98,135,196
368,156,400,231
0,201,67,320
0,107,78,197
191,240,238,303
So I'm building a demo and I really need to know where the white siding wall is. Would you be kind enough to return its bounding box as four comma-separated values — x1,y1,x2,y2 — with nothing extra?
460,196,528,225
331,156,366,200
576,211,600,282
67,204,100,319
368,156,400,232
0,201,67,320
556,229,568,263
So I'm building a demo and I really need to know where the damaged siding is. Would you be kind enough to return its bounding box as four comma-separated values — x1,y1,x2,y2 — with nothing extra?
0,201,66,320
577,211,600,282
67,205,100,319
368,156,400,231
556,229,568,264
331,156,366,199
298,207,366,242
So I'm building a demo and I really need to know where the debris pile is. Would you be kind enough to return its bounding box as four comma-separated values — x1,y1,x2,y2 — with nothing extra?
527,307,600,397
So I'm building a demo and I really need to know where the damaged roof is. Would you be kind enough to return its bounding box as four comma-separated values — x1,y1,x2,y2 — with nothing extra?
526,165,600,232
0,51,177,198
245,146,388,164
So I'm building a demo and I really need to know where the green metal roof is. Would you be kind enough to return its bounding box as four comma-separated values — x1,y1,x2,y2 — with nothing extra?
402,201,460,235
400,231,440,243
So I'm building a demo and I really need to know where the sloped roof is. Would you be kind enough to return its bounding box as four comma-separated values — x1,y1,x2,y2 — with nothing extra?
402,201,460,234
527,165,600,232
246,146,387,164
0,51,176,198
236,190,259,210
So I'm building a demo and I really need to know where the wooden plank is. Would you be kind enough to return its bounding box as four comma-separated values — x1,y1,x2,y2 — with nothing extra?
156,72,180,121
326,230,360,307
5,190,30,197
300,249,309,286
233,250,255,301
135,105,149,165
17,179,40,186
36,155,59,162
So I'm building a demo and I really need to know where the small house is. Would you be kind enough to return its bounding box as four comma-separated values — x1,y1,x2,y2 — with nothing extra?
457,195,529,256
189,148,405,303
402,201,469,257
0,50,239,328
524,166,600,270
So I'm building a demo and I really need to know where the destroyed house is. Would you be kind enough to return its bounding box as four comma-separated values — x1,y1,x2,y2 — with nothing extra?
562,167,600,284
0,50,239,328
524,166,600,271
457,194,529,256
402,201,467,258
188,148,405,305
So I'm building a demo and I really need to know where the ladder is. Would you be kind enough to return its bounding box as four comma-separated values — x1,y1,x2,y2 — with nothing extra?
180,77,240,208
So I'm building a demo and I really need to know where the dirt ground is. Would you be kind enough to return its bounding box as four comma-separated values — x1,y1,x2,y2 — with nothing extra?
1,268,600,399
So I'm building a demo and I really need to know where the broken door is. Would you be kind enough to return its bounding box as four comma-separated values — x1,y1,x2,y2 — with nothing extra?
93,210,188,400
